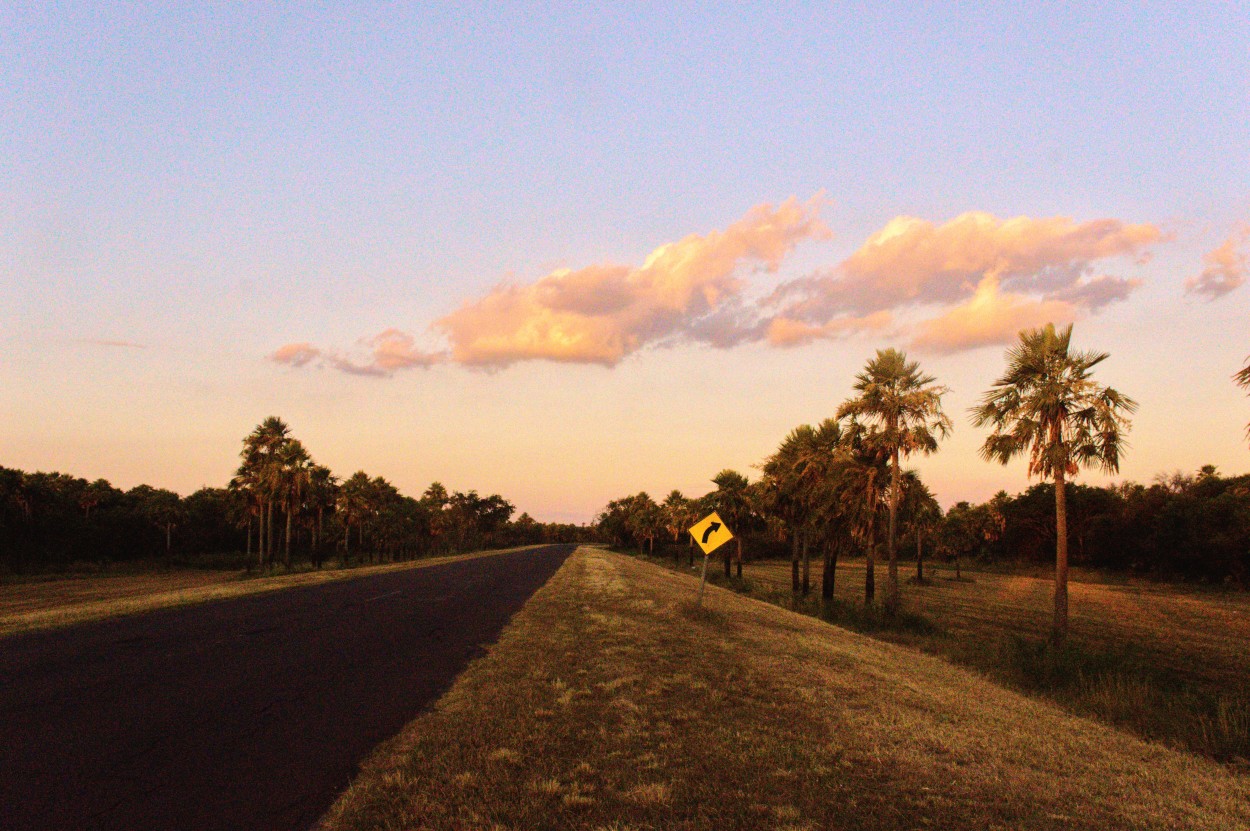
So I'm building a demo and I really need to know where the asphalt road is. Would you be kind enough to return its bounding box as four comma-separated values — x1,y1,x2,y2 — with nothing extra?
0,544,574,831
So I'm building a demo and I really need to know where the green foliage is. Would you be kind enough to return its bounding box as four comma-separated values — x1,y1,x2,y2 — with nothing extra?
972,323,1137,478
938,469,1250,583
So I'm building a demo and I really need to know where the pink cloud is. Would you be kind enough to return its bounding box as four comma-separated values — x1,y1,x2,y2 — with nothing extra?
910,276,1078,354
770,211,1159,321
271,330,443,377
271,342,320,367
766,311,893,347
767,211,1158,353
434,196,830,367
1186,228,1248,300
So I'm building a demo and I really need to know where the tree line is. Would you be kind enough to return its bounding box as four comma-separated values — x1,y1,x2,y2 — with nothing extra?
0,416,591,573
600,325,1250,644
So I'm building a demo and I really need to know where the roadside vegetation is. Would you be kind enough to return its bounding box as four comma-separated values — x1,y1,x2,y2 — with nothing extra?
600,328,1249,768
654,552,1250,767
320,547,1250,831
0,416,593,577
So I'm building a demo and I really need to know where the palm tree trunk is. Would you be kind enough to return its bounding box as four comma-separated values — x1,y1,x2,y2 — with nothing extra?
1053,469,1069,645
801,533,810,596
284,505,292,568
246,519,252,568
316,507,323,569
864,521,876,606
916,528,923,582
822,543,838,601
886,449,900,614
723,546,731,578
266,501,274,568
735,538,742,579
791,531,800,593
688,537,694,567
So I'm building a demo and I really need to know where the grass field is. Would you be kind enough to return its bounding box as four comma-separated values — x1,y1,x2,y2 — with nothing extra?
0,546,539,638
666,552,1250,766
319,547,1250,831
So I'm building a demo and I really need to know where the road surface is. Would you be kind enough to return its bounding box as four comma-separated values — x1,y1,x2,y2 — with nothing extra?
0,544,574,830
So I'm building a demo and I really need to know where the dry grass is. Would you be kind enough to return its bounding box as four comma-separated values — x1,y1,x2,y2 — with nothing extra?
0,547,536,638
319,547,1250,831
682,555,1250,764
734,558,1250,683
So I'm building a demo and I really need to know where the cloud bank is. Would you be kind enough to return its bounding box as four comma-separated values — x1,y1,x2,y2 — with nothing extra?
1186,228,1248,300
273,202,1161,376
433,196,829,368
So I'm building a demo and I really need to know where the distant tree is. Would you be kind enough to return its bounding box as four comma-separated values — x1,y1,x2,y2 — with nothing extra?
129,485,183,562
972,323,1137,644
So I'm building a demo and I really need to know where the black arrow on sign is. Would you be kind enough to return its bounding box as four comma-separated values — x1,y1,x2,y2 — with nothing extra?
701,522,721,544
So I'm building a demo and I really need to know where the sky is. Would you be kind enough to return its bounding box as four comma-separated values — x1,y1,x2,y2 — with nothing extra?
2,3,1248,523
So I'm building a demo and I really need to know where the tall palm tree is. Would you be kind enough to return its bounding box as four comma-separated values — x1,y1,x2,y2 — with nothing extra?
338,471,373,564
1236,357,1250,446
277,439,313,568
972,323,1136,644
833,419,889,606
306,465,338,568
838,349,951,615
235,416,292,568
761,425,816,594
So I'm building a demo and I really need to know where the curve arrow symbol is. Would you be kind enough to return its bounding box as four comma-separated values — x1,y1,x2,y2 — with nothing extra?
701,522,721,544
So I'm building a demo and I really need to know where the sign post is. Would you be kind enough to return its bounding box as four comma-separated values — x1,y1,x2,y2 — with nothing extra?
688,511,734,607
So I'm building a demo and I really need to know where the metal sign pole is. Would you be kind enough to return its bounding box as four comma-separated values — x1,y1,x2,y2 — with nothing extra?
696,551,710,607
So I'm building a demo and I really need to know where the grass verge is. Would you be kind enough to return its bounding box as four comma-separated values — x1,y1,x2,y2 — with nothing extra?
0,546,541,639
657,552,1250,768
319,547,1250,831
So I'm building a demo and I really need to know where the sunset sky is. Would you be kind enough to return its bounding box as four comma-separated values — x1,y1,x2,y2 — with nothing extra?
3,4,1248,522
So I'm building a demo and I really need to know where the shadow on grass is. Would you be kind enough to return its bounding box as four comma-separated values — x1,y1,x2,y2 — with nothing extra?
634,549,1250,768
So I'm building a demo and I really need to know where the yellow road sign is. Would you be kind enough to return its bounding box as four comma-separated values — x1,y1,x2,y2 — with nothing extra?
689,511,734,556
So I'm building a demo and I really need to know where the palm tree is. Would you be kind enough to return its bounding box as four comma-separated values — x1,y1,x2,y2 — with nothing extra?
838,349,951,615
277,439,312,568
625,492,663,555
711,470,750,578
306,465,338,568
834,418,890,606
661,490,690,563
761,426,812,594
897,471,940,583
972,323,1137,644
234,416,292,568
1236,357,1250,446
338,472,373,564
